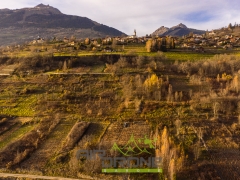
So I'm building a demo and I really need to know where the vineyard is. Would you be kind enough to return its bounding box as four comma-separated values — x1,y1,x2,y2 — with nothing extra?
0,53,239,179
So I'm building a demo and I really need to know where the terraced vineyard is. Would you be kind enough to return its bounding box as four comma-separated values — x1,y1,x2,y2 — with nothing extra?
100,122,151,148
0,53,240,180
20,117,77,170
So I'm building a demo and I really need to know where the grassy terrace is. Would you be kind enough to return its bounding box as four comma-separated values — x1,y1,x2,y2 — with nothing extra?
2,42,238,62
0,41,240,179
0,95,38,117
0,123,34,149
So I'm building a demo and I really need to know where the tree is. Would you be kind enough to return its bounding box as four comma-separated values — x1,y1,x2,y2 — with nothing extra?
136,56,145,69
146,38,167,52
84,38,90,45
70,35,76,41
112,38,117,49
115,56,128,68
146,39,152,52
170,37,175,49
97,38,102,44
167,84,173,102
228,23,233,32
175,119,181,136
160,37,167,52
189,32,193,37
62,60,67,71
143,74,159,89
122,45,125,51
212,101,220,119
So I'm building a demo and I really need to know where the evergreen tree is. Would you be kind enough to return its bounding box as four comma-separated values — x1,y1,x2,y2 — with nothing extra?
161,37,167,52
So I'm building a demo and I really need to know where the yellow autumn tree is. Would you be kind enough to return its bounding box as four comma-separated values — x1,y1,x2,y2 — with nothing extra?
232,75,239,93
84,38,90,45
168,158,175,180
144,74,159,88
161,126,169,160
146,39,152,52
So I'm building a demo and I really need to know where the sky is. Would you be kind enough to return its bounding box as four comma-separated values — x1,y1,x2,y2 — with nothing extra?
1,0,240,36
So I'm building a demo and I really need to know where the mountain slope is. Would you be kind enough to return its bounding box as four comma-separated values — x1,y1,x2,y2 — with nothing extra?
152,23,205,36
0,4,126,45
151,26,169,36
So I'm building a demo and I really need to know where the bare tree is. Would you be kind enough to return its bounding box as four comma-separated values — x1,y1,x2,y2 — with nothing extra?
212,101,220,120
167,84,173,102
175,119,182,136
193,141,201,160
62,60,67,71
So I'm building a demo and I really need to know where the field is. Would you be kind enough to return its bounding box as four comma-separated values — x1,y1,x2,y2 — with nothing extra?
2,41,238,63
0,49,239,179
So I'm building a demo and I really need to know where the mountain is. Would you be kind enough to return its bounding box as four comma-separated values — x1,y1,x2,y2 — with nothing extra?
151,26,169,36
0,4,126,46
151,23,205,37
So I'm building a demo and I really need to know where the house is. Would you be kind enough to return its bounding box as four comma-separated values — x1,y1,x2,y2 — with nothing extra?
193,34,203,38
69,41,75,46
36,36,44,43
63,37,69,43
127,29,137,39
79,44,87,50
225,35,231,39
208,31,216,36
103,46,113,52
31,40,37,44
102,37,112,45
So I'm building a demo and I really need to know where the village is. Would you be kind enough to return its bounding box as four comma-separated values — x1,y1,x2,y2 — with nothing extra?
0,23,240,57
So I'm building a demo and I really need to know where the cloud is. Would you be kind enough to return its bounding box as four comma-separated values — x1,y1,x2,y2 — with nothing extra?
0,0,239,36
182,11,214,23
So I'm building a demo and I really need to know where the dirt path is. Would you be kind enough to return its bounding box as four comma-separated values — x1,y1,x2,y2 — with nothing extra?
44,73,111,75
0,172,84,180
20,118,76,170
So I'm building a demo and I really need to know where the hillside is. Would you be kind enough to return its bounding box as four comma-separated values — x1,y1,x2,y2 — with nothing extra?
0,4,126,46
152,23,205,36
0,52,239,179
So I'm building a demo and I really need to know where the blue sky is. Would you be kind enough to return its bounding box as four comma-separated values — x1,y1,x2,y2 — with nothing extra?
0,0,240,36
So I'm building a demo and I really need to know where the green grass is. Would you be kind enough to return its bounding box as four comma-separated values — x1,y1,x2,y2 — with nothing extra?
0,95,38,117
2,41,238,62
90,65,105,73
0,124,34,149
164,52,214,61
52,47,216,62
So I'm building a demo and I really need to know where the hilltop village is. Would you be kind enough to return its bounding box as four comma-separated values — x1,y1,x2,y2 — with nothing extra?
1,23,240,56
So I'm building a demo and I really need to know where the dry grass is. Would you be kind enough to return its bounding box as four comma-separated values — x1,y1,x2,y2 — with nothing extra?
55,121,90,162
63,121,90,151
0,115,61,168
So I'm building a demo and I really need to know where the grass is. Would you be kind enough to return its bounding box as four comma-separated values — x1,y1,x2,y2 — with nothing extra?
164,51,214,61
0,95,38,117
90,65,105,73
0,45,239,179
0,123,34,149
52,48,216,62
2,41,237,63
